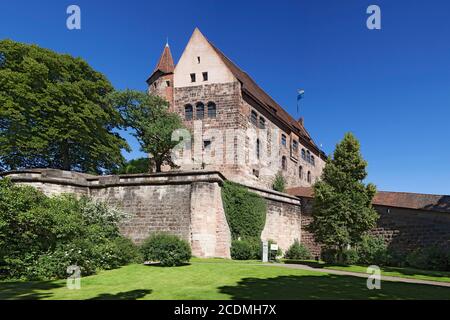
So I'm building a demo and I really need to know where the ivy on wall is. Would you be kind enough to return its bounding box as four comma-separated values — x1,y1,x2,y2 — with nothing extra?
221,181,267,240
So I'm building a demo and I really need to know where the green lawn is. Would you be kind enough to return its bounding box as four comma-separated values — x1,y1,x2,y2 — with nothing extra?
1,260,450,300
282,260,450,283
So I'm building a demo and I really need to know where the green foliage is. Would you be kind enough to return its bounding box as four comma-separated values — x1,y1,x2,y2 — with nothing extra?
406,246,450,271
356,234,390,265
231,240,255,260
221,181,267,241
284,240,312,260
321,247,359,265
0,39,129,173
110,90,184,172
113,157,150,174
0,179,137,280
140,233,191,267
272,172,286,192
309,133,379,261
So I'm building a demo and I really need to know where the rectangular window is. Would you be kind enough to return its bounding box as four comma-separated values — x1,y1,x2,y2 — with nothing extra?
250,111,258,125
259,117,266,129
281,134,287,147
197,56,201,64
190,73,196,82
202,72,208,81
166,80,171,87
292,140,298,151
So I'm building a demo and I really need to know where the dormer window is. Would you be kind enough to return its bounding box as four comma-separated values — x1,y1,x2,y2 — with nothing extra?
202,72,208,81
190,73,196,83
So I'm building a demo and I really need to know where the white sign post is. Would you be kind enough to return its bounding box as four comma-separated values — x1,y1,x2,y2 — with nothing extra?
262,241,268,263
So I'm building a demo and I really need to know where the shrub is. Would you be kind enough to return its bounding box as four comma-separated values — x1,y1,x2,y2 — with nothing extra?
221,181,267,240
0,179,136,280
231,240,255,260
356,235,390,265
321,247,359,265
284,240,312,260
272,172,286,192
406,246,450,271
140,233,191,267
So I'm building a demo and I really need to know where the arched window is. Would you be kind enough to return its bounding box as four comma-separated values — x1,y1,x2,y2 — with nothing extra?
301,149,306,160
207,102,216,118
299,166,303,179
311,155,315,166
306,150,311,163
256,139,260,160
281,156,287,171
307,171,312,183
184,104,193,120
196,102,204,119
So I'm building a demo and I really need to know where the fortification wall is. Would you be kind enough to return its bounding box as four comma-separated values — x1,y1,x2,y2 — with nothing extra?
299,197,450,256
2,169,304,258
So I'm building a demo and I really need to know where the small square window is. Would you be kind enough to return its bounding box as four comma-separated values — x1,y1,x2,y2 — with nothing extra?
202,72,208,81
203,140,211,150
166,80,171,87
190,73,196,82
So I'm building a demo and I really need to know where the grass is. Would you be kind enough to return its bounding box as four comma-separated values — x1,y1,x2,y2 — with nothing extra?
0,259,449,300
282,260,450,283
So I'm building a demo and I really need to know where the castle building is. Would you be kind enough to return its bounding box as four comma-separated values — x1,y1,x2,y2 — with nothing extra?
147,28,326,189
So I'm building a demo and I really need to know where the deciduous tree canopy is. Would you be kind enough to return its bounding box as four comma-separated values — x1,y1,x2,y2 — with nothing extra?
0,40,129,173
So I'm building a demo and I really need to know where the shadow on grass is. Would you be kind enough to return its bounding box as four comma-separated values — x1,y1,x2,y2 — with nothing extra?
144,262,191,268
218,274,450,300
283,260,450,280
0,280,64,300
89,289,152,300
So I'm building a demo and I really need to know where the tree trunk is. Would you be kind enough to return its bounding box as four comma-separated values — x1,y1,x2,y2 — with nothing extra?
155,160,162,173
61,141,70,171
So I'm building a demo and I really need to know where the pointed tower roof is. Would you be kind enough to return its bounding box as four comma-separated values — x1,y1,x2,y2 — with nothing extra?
147,43,175,84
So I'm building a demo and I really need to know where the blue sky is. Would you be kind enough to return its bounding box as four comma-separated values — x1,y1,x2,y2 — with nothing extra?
1,0,449,194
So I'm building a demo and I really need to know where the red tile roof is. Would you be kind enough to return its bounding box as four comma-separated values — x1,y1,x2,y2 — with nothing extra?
207,40,324,157
287,187,450,214
147,44,175,84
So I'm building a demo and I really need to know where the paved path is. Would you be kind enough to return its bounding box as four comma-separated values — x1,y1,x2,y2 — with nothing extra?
262,263,450,288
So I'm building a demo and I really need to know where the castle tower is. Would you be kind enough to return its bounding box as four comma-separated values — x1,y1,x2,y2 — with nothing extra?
146,43,175,108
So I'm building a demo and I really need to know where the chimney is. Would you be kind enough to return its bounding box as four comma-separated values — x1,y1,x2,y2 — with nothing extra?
298,117,304,126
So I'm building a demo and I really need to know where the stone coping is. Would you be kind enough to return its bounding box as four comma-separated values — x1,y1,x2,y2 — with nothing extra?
1,169,300,205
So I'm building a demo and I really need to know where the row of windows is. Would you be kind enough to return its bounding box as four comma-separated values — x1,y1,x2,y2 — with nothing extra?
185,102,217,120
281,156,313,183
250,110,266,129
281,134,315,166
190,72,208,83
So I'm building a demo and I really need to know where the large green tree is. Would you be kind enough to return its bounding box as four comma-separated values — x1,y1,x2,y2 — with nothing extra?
111,90,184,173
309,133,378,257
0,40,129,173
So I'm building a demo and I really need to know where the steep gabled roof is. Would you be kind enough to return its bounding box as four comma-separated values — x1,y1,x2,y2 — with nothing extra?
147,44,175,84
207,39,322,155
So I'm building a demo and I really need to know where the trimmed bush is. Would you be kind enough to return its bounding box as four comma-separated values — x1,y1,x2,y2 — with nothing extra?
140,233,191,267
231,240,254,260
221,181,267,241
284,240,312,260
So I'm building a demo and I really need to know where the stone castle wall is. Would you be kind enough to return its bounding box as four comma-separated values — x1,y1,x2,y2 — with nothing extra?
2,169,303,258
299,197,450,256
